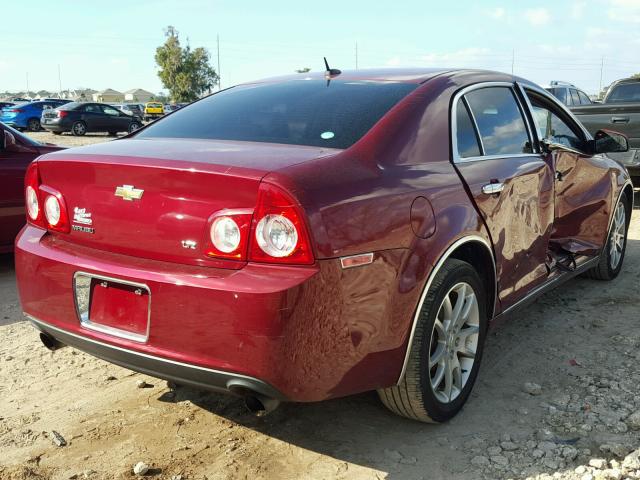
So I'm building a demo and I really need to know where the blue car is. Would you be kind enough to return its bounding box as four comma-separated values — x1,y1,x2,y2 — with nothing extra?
0,100,70,131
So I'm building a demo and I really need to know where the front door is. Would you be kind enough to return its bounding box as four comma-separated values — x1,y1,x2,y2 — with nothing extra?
523,88,614,256
453,84,555,310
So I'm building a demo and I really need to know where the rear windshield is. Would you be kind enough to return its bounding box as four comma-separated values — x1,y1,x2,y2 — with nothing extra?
607,83,640,103
135,80,417,149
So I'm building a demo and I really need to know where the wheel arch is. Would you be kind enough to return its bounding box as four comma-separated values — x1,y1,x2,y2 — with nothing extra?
396,234,497,384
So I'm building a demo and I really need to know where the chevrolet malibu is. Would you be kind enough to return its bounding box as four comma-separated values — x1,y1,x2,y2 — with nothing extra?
15,68,633,422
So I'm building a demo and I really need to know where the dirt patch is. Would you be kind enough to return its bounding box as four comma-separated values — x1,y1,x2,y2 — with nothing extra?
29,131,123,148
1,202,639,480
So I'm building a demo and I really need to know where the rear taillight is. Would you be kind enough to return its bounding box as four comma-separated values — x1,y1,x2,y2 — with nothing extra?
203,183,314,265
248,183,314,265
24,162,70,233
40,186,70,232
57,110,68,118
25,163,45,228
204,209,252,260
9,108,23,113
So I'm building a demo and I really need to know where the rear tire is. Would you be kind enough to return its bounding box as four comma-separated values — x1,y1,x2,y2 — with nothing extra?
585,192,629,281
378,259,487,422
71,121,87,136
27,118,41,132
128,122,141,133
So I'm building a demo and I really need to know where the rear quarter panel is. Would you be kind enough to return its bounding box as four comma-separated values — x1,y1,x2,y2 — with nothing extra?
263,73,495,390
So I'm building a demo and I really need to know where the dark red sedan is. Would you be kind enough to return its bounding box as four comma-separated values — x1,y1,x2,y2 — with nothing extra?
15,69,633,422
0,123,63,252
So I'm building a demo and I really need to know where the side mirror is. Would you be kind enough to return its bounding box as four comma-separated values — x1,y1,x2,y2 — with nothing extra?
593,129,629,154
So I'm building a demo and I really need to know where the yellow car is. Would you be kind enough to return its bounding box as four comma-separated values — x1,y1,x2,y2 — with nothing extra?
144,102,164,121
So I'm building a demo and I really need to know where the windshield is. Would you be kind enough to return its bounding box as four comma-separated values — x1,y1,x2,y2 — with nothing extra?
607,83,640,103
135,80,417,149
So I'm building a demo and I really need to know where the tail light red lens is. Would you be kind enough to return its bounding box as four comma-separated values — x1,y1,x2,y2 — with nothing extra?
25,163,44,228
24,162,70,233
9,109,23,113
249,183,314,265
57,110,68,118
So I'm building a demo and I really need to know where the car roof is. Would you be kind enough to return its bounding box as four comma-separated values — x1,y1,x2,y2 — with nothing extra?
247,68,451,85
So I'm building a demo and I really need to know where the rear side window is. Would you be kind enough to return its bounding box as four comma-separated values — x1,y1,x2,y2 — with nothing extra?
135,80,417,149
464,87,532,156
569,89,580,106
455,101,481,158
578,91,591,105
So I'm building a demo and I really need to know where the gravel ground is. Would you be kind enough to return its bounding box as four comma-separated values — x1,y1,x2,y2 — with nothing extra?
29,131,125,148
1,132,639,479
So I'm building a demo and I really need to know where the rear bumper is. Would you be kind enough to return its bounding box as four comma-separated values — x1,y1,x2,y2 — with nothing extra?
28,315,286,400
15,225,407,401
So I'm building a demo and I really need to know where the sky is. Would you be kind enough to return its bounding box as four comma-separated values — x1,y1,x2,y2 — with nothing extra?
1,0,639,96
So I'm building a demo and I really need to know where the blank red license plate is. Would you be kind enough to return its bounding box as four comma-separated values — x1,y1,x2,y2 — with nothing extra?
84,277,149,340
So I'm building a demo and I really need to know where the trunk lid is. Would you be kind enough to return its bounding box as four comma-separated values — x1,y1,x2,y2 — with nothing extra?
37,138,338,267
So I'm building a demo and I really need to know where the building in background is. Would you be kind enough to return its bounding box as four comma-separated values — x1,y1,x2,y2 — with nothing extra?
92,88,124,103
124,88,155,103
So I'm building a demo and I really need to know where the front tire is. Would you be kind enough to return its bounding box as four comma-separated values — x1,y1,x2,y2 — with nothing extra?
128,122,141,133
378,259,487,422
71,121,87,136
585,193,629,280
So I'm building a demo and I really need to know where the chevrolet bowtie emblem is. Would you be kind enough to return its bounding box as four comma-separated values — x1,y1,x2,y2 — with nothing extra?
115,185,144,201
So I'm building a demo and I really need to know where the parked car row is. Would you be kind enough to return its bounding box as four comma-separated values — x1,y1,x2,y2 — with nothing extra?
546,77,640,185
9,67,633,422
0,99,70,131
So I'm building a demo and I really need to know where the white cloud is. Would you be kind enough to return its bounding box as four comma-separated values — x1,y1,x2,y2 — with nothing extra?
421,48,491,66
570,1,587,19
488,7,506,19
385,57,401,67
608,0,640,23
524,8,551,26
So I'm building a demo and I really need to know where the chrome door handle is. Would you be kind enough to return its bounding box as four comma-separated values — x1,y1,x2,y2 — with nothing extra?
611,116,630,123
482,183,505,195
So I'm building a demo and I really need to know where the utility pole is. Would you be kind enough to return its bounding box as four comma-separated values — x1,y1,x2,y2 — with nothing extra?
599,56,604,95
58,64,62,96
511,49,515,75
217,34,221,90
355,41,359,70
26,72,29,97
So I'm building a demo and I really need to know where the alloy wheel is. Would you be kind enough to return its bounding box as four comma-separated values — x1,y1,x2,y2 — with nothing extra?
428,282,480,403
609,200,626,269
73,123,86,136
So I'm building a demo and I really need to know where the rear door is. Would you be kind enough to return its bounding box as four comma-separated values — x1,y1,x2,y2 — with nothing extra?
523,87,614,255
452,84,555,309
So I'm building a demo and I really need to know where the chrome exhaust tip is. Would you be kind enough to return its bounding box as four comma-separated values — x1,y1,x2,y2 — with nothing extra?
244,394,281,416
39,332,66,351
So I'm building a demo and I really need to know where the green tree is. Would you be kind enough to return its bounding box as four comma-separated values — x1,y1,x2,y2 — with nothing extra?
155,26,218,102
